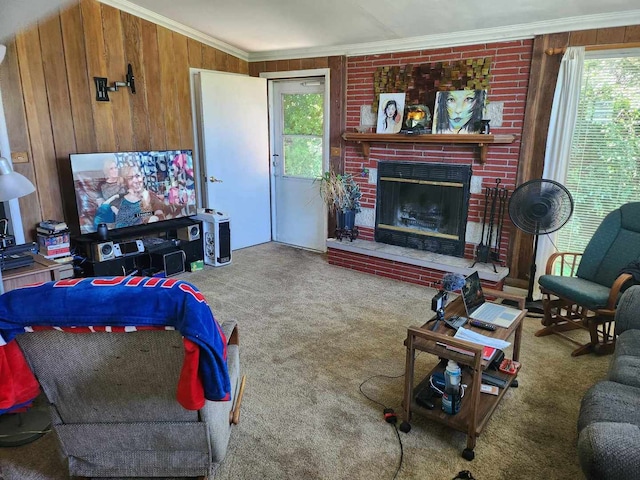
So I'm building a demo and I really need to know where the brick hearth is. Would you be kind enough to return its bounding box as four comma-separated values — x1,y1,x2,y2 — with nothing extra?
327,238,507,290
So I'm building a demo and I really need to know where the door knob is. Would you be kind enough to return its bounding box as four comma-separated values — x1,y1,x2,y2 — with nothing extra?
209,176,223,183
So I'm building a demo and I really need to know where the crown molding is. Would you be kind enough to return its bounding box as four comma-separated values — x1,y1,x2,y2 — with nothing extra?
249,9,640,62
97,0,249,62
97,2,640,64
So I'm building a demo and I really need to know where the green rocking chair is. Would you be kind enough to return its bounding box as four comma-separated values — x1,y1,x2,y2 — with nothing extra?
537,202,640,356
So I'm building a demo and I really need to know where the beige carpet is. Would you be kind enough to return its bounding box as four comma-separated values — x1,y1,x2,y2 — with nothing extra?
0,242,609,479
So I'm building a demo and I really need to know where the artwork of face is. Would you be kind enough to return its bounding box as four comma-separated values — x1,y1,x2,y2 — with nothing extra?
445,91,477,131
432,89,487,134
376,93,406,134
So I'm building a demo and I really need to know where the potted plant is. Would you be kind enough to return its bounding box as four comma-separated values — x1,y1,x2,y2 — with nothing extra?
317,170,362,240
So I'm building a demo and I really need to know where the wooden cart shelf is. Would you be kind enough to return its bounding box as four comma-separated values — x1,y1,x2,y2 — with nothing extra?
342,132,516,164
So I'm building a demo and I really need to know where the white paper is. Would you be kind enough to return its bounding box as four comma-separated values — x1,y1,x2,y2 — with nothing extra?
454,327,511,350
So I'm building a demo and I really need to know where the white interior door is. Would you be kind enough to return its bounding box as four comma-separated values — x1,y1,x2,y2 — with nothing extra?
195,71,271,250
270,78,327,251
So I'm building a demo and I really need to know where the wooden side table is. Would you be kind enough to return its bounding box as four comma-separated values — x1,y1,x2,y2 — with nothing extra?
2,253,74,292
400,291,526,460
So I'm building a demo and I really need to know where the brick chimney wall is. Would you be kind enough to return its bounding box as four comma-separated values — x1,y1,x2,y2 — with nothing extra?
329,40,533,288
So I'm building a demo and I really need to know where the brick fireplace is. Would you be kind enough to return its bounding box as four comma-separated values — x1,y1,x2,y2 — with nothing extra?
327,40,532,289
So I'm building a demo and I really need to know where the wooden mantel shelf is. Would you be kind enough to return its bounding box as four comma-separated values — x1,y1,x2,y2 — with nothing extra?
342,132,516,164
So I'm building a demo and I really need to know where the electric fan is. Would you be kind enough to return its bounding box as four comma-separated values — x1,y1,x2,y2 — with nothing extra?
508,179,574,311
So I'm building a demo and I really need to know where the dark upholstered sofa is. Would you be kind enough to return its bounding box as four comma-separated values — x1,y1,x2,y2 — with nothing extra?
577,285,640,479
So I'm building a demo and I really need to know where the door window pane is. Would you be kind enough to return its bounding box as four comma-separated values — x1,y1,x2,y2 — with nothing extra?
283,94,323,135
282,92,323,178
283,136,322,177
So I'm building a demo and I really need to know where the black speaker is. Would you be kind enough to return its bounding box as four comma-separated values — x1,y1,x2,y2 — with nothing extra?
162,250,185,277
150,248,185,277
179,238,204,266
93,241,115,262
177,224,200,242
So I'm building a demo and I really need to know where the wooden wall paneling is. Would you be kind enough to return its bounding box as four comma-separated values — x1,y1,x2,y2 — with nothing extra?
140,20,165,150
172,32,194,150
0,41,41,240
569,29,598,46
328,55,346,237
508,33,568,284
157,26,181,149
625,26,640,42
81,0,116,152
0,42,31,156
248,62,263,77
595,27,627,45
238,59,249,75
300,58,316,70
202,46,216,70
15,28,64,223
215,50,230,71
102,4,134,151
187,38,203,69
60,4,97,154
38,14,78,227
121,12,151,151
226,54,239,72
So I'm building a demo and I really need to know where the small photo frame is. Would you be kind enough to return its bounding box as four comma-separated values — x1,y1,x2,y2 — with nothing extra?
432,90,487,134
376,93,406,134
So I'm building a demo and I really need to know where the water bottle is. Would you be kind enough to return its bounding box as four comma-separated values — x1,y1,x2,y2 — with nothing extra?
442,360,462,415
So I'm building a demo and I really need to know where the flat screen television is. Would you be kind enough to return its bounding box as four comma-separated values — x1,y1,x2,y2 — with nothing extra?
70,150,197,235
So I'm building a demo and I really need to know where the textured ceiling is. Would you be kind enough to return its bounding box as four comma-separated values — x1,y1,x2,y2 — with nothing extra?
113,0,640,56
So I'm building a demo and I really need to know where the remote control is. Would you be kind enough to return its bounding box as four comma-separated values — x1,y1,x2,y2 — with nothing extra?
469,319,497,331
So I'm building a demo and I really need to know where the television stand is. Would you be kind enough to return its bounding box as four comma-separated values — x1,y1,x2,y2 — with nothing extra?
72,218,203,277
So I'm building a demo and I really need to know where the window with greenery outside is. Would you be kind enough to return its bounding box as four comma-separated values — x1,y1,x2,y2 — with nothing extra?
554,53,640,274
283,93,323,178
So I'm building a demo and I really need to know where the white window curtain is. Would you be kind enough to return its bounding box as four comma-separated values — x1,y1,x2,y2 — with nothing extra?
534,46,585,296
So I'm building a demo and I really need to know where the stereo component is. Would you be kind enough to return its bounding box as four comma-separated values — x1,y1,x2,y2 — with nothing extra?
113,239,145,257
94,241,115,262
177,224,200,242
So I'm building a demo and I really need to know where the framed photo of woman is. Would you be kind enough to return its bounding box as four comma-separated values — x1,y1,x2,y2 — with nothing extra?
376,93,406,134
432,89,487,134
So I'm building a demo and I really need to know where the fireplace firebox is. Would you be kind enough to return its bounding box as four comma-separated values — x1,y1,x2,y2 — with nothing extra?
375,162,471,257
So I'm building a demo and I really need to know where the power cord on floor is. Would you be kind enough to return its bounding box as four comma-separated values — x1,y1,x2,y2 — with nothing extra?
359,370,409,480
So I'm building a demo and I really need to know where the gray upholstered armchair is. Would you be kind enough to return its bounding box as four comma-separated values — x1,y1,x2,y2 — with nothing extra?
537,202,640,356
16,319,243,479
0,277,245,478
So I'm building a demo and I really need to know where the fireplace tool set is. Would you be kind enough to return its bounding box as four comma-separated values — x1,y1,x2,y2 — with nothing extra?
472,179,509,273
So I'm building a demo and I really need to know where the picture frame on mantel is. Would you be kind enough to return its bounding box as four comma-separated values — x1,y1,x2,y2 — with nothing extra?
432,90,487,134
376,93,406,134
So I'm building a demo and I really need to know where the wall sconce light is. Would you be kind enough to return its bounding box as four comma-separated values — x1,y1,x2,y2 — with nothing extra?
94,63,136,102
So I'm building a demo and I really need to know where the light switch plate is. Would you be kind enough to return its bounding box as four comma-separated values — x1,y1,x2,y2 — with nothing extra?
11,151,28,163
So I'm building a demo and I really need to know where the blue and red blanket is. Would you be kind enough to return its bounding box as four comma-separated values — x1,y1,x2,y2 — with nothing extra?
0,277,230,413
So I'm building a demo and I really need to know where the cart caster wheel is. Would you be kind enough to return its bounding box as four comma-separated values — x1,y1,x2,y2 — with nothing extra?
511,379,519,388
462,448,475,461
399,421,411,433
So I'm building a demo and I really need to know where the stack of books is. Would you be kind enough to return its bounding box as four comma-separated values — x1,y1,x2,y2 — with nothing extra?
36,220,71,261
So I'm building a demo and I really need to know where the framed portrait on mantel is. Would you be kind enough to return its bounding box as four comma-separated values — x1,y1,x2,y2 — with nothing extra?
376,93,406,134
432,89,487,134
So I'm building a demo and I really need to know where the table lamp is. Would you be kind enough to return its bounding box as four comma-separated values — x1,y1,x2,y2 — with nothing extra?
0,156,35,202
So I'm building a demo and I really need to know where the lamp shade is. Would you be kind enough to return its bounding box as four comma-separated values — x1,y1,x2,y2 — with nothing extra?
0,157,35,202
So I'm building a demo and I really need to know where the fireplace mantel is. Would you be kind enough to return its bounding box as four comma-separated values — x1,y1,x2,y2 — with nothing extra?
342,132,516,164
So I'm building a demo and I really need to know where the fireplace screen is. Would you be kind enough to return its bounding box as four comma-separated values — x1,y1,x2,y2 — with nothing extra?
375,162,471,256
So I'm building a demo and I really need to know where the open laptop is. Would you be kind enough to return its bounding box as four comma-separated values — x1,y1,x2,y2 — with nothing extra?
461,271,523,328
